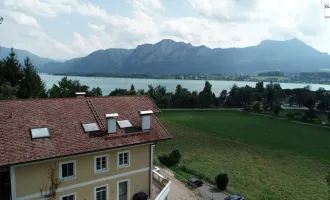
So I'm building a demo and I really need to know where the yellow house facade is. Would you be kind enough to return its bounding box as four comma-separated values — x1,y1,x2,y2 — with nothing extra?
0,95,171,200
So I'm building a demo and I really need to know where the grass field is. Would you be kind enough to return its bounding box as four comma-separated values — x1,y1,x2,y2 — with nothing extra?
264,109,329,125
156,111,330,200
251,76,289,81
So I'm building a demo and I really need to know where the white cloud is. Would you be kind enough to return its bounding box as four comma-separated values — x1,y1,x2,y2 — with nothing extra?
1,0,330,60
3,0,72,18
88,23,105,31
4,10,40,27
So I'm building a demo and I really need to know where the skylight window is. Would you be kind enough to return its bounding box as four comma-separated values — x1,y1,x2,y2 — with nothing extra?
82,122,100,132
31,127,50,139
117,120,132,129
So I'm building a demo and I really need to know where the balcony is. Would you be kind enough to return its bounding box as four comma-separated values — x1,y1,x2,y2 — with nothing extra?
150,166,171,200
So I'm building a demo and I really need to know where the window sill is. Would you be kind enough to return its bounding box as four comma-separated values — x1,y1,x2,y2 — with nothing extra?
94,169,109,174
60,176,76,181
117,164,130,169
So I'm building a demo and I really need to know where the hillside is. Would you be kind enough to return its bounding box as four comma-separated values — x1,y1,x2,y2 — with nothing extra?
0,46,57,69
38,38,330,74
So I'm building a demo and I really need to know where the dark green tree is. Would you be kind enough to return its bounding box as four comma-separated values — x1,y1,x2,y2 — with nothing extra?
199,81,214,108
137,89,145,95
19,57,47,98
130,84,135,91
109,88,128,96
0,82,19,100
88,87,102,96
219,90,227,105
317,101,329,112
255,81,264,93
2,48,23,87
48,77,89,98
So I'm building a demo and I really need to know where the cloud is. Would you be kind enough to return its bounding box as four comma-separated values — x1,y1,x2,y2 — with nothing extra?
3,0,72,18
2,0,330,60
88,23,105,31
4,10,40,27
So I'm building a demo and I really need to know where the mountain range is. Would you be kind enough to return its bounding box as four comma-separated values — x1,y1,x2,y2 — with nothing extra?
0,46,58,68
2,38,330,74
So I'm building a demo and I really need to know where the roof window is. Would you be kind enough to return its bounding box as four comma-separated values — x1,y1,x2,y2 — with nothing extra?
82,122,100,132
117,120,132,129
31,127,50,139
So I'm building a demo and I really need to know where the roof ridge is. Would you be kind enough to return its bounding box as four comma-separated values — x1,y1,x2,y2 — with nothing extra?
0,95,149,102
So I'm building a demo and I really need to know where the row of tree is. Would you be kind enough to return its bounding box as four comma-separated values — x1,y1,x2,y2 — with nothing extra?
2,48,330,116
0,49,102,100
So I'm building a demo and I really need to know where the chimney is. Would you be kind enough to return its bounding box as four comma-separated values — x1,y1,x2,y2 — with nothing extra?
105,113,118,133
75,92,86,98
140,110,153,131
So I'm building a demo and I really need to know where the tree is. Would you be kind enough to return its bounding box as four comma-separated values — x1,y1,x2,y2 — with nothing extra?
88,87,102,96
239,85,255,106
265,83,276,110
19,57,47,98
2,48,23,87
109,88,128,96
0,17,3,24
219,90,227,105
40,163,63,199
158,150,182,167
130,84,135,91
317,101,329,112
215,173,229,191
273,102,282,116
252,101,261,113
198,81,214,108
48,77,90,98
0,82,19,100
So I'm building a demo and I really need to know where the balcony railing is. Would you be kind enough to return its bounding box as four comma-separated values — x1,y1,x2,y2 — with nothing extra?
150,166,171,200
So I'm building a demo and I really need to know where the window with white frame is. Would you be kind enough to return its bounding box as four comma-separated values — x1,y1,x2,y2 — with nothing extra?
94,155,108,173
117,151,130,168
61,193,76,200
95,185,107,200
60,161,76,179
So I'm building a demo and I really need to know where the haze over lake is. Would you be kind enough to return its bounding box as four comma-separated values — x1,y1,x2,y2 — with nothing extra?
40,74,330,95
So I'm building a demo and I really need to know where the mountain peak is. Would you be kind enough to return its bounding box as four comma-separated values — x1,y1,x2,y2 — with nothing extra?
258,37,306,46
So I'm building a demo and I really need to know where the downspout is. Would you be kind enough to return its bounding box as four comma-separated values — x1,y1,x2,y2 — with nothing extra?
149,144,155,197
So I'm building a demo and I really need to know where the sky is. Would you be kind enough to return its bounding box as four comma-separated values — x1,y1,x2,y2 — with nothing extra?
0,0,329,60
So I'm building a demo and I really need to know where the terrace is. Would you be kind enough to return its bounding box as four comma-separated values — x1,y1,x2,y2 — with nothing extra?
150,166,171,200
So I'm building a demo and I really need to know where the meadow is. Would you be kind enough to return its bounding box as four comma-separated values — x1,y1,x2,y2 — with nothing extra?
156,111,330,200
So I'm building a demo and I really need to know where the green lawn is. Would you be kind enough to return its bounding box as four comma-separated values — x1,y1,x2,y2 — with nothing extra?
264,109,329,125
156,111,330,200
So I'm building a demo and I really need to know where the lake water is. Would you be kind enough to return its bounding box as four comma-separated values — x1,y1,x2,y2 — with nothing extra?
40,74,330,95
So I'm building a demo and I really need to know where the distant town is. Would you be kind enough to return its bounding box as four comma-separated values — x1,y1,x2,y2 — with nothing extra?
53,71,330,85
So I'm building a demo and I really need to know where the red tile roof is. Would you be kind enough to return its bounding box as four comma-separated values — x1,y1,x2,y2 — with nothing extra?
0,96,171,167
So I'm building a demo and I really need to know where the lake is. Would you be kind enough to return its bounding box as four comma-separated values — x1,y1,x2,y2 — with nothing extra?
40,74,330,95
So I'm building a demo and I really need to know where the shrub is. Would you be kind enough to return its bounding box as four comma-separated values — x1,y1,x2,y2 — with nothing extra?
169,149,181,165
215,173,229,191
158,150,181,167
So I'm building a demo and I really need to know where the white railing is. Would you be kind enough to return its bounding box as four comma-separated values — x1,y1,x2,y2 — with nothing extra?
152,166,171,200
154,181,171,200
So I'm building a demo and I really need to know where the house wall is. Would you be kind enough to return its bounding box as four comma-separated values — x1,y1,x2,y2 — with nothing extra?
13,144,151,200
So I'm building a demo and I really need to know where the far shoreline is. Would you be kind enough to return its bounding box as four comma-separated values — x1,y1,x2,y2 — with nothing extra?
39,73,330,86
